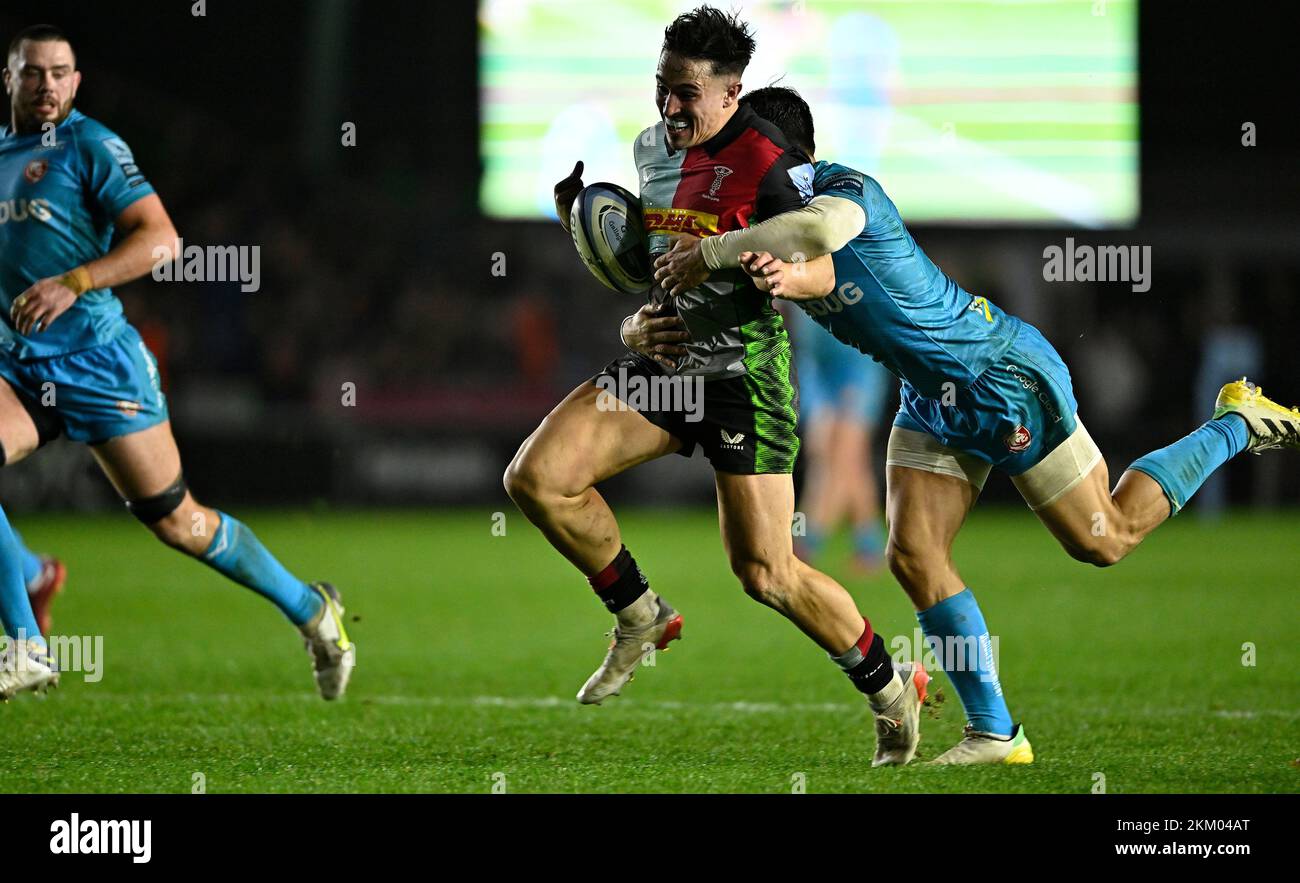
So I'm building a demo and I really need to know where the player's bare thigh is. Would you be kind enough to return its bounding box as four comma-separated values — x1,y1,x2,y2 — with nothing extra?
715,471,798,567
89,419,185,499
506,379,682,499
0,376,41,465
884,464,978,610
714,471,799,603
90,420,220,554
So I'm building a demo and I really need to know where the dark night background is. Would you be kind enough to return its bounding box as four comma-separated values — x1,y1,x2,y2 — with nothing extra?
0,0,1295,511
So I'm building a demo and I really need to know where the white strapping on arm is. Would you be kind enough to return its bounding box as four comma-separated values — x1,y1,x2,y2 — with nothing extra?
699,195,866,269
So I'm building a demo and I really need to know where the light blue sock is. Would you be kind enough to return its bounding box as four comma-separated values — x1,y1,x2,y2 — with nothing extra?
0,506,44,646
10,529,44,589
1128,414,1249,515
916,588,1012,736
201,512,322,626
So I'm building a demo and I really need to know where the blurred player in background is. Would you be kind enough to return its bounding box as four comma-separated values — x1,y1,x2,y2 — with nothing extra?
7,529,63,635
788,8,897,573
787,304,892,572
652,85,1300,764
0,24,353,699
509,7,930,767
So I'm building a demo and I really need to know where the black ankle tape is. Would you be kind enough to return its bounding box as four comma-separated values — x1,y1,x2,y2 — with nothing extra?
589,547,650,613
845,633,893,695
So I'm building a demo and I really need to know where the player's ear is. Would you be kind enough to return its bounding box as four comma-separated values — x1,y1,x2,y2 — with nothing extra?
723,81,742,107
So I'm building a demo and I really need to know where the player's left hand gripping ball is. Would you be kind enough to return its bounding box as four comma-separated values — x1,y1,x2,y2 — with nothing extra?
11,267,91,335
653,233,709,296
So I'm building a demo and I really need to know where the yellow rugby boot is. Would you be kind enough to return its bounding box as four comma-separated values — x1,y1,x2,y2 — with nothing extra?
931,723,1034,765
1213,378,1300,453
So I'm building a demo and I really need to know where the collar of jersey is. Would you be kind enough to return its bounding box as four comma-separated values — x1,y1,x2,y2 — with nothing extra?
1,108,83,141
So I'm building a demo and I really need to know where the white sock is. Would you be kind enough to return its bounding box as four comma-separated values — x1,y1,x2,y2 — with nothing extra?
868,668,904,710
616,590,660,628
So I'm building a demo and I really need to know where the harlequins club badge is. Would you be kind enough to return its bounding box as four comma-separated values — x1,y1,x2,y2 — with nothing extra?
1005,424,1032,453
24,159,48,183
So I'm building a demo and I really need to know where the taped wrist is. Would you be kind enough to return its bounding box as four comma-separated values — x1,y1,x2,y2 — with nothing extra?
59,265,95,296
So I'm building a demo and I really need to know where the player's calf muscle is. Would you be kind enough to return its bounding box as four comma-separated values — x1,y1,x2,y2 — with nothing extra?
730,556,796,606
143,494,214,556
750,559,866,653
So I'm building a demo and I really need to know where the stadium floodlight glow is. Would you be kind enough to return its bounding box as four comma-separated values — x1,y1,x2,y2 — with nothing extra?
479,0,1138,225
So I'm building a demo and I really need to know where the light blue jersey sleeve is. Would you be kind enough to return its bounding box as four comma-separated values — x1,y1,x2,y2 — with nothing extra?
77,119,155,222
811,161,870,219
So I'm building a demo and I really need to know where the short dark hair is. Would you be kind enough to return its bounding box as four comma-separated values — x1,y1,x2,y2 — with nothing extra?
661,6,755,78
740,86,815,157
7,24,74,65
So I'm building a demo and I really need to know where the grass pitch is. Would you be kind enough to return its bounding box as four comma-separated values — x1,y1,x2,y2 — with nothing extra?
2,507,1296,793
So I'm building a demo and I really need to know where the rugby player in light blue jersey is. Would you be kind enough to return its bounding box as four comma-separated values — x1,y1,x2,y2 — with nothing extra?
648,86,1300,765
0,25,354,699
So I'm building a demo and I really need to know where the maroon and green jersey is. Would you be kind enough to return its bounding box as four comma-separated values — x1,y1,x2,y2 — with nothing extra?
634,104,814,382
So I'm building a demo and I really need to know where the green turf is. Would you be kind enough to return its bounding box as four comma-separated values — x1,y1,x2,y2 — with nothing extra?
2,507,1296,793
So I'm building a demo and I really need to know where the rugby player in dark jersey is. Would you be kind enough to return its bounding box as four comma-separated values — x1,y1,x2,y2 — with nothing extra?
506,6,929,767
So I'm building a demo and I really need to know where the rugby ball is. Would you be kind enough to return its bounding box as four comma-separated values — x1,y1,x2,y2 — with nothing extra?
569,183,653,295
